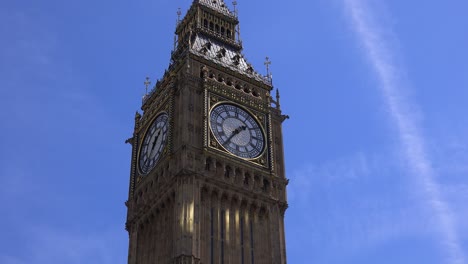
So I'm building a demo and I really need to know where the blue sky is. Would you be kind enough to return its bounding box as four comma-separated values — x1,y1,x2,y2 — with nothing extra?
1,0,467,263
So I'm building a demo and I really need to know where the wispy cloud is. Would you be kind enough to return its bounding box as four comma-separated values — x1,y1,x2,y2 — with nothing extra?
342,0,465,263
288,152,433,254
289,152,371,204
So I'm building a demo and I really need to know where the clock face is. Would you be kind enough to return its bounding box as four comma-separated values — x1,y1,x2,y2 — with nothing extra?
139,113,169,174
210,103,265,159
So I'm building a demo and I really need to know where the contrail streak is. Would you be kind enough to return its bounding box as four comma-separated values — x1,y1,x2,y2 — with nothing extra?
342,0,465,263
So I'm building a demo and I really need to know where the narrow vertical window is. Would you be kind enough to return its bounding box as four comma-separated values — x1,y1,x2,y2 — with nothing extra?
205,158,212,171
225,166,231,178
210,207,214,264
221,210,226,264
240,216,245,264
250,219,254,264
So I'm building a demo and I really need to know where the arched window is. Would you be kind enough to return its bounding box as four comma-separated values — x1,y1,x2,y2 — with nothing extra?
215,24,220,34
227,29,232,39
209,22,214,31
221,27,225,36
203,19,208,28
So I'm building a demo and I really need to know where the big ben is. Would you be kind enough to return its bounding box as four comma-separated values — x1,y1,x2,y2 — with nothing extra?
125,1,289,263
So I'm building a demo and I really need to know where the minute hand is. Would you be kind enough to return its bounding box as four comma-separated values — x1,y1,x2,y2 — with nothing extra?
223,125,247,145
149,130,161,156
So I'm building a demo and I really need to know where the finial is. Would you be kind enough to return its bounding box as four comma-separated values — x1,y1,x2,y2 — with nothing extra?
233,1,241,44
135,111,141,120
174,8,182,51
264,56,272,80
144,77,151,95
177,8,182,24
232,1,238,15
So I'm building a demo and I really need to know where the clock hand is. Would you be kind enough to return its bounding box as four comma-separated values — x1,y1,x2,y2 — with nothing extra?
223,125,247,145
149,130,162,155
145,130,161,166
145,131,161,160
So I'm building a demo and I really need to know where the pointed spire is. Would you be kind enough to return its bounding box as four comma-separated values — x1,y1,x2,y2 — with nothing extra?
276,89,281,110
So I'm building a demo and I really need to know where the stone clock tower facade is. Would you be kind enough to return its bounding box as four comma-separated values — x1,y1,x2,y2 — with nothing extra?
125,1,289,263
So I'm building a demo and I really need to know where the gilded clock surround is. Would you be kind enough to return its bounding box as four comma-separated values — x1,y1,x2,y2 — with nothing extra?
207,100,268,167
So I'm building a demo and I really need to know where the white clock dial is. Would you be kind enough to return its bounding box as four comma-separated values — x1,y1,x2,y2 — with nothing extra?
210,103,265,159
139,113,169,174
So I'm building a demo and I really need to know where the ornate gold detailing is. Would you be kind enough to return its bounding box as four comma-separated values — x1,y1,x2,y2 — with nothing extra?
268,113,274,172
256,114,264,122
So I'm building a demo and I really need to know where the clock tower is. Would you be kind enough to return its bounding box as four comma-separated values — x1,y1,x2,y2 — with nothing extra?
125,1,289,263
